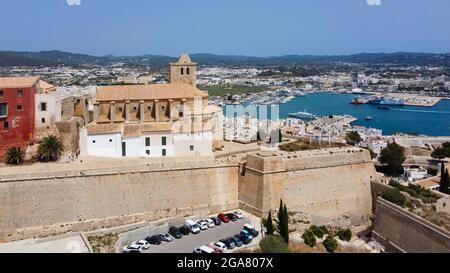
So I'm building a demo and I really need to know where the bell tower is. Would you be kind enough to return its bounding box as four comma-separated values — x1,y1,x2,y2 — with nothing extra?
169,53,197,87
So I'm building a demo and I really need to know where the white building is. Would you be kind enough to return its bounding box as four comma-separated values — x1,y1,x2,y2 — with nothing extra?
34,80,62,129
403,166,428,182
81,54,223,158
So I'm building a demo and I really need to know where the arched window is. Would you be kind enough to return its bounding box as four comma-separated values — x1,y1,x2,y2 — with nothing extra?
186,67,190,75
181,67,184,75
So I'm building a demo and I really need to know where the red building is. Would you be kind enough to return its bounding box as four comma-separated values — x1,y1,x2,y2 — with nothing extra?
0,77,40,157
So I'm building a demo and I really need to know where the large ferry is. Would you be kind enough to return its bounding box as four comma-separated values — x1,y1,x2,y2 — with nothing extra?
368,96,404,106
288,111,317,120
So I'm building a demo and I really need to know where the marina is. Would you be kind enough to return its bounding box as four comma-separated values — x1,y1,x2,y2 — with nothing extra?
221,92,450,136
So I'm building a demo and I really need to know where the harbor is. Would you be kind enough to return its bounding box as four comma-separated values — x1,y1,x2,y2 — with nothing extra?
218,92,450,136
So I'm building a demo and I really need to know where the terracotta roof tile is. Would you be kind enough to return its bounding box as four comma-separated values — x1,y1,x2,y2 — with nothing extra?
0,77,40,88
96,84,207,102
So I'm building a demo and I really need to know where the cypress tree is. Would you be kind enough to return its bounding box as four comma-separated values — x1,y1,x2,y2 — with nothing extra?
277,199,284,230
281,204,289,243
441,167,450,194
266,211,274,235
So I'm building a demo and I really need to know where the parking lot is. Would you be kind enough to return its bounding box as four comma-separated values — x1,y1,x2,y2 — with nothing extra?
142,218,252,253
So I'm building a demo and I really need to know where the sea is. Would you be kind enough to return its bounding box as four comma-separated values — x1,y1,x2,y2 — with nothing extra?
226,92,450,136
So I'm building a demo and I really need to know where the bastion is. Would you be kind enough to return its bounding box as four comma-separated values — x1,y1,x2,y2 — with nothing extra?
239,147,377,224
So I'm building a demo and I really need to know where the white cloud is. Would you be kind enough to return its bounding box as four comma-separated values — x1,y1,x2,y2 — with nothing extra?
66,0,81,6
367,0,382,6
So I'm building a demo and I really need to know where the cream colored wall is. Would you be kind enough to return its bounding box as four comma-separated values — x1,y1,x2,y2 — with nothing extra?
0,161,239,242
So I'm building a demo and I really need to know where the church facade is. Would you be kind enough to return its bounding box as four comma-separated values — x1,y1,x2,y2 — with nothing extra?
81,54,223,158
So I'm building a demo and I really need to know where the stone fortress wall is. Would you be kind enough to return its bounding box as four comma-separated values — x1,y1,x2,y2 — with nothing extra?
239,147,377,224
0,160,239,242
0,147,376,242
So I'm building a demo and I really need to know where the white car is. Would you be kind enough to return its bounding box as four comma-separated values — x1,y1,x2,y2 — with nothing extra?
233,211,244,219
131,240,150,250
193,245,215,253
197,220,209,230
213,241,227,252
121,245,141,253
122,240,149,253
205,218,215,228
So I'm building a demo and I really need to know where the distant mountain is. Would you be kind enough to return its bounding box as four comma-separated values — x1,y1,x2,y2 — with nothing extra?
1,50,449,67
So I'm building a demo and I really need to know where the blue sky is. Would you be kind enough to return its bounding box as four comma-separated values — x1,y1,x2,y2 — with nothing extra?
0,0,449,56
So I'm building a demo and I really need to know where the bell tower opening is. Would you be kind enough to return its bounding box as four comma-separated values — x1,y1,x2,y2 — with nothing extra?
169,53,197,87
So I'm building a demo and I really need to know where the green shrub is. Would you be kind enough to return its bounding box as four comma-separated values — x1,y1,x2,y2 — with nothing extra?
5,146,24,165
337,229,352,242
310,225,325,238
302,229,316,247
259,235,289,253
382,188,406,206
323,236,338,253
319,225,329,236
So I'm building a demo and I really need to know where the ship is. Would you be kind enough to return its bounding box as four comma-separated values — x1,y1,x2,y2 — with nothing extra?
365,115,373,120
350,97,364,104
288,111,317,120
377,105,389,110
368,96,404,106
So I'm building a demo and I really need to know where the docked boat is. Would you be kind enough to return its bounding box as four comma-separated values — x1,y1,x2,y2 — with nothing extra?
377,105,389,110
293,90,306,97
350,97,364,104
368,96,404,106
288,111,317,120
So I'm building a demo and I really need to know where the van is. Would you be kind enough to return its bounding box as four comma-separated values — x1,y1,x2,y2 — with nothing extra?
185,219,201,234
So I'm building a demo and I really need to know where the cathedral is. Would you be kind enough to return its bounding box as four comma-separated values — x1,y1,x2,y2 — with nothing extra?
82,54,223,158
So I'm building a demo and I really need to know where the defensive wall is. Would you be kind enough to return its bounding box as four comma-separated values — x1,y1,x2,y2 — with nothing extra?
373,197,450,253
0,159,239,242
238,147,377,223
0,146,377,242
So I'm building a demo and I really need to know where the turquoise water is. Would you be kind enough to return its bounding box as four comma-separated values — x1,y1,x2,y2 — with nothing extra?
228,93,450,136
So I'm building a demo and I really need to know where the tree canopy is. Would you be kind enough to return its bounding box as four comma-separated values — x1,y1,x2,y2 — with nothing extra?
345,131,362,145
379,142,406,173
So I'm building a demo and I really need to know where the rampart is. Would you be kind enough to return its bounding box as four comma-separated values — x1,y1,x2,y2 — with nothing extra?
239,147,377,223
0,160,239,242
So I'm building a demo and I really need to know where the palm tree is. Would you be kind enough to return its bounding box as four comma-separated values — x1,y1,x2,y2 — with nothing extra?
5,146,25,165
37,135,64,162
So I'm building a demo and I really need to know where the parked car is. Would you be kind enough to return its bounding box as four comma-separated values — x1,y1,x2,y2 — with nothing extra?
240,229,254,241
243,224,259,237
230,236,244,247
233,211,244,219
213,241,227,252
217,213,230,223
121,245,141,253
145,235,162,245
193,245,215,254
235,233,252,245
220,237,236,249
185,219,201,234
197,220,209,230
207,243,223,253
179,225,191,235
169,226,183,239
158,233,173,242
205,218,215,228
226,213,238,222
210,217,222,226
131,240,150,250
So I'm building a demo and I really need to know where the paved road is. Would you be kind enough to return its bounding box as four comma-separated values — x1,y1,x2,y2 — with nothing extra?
143,218,250,253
